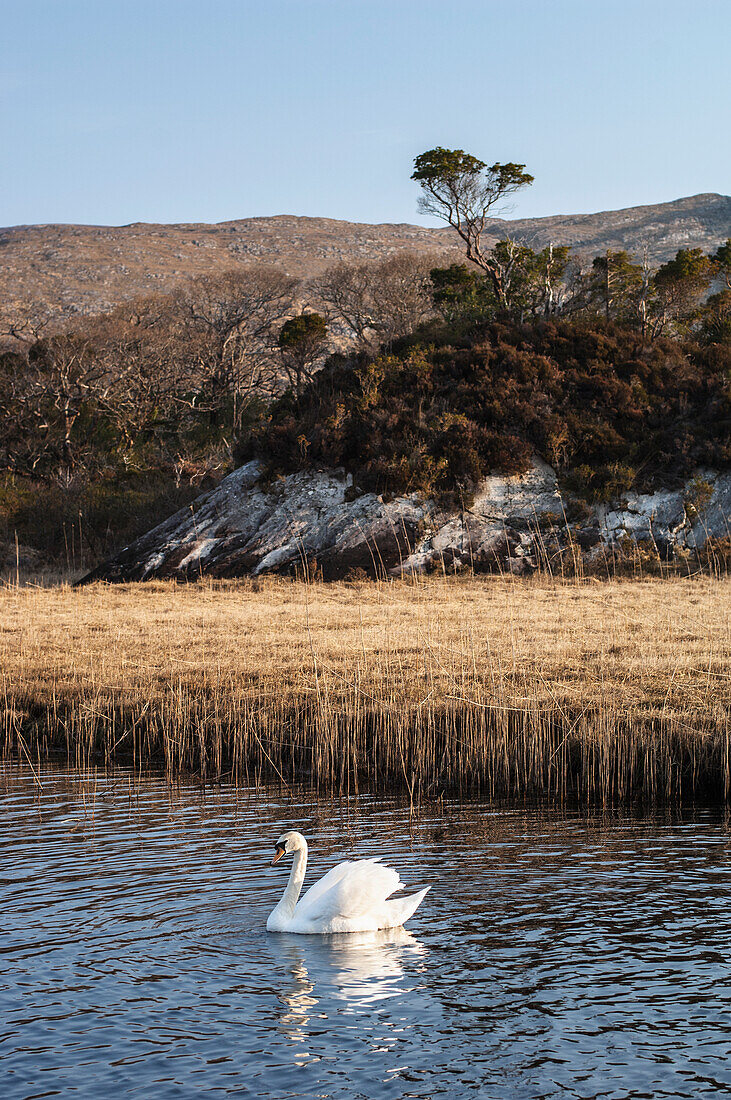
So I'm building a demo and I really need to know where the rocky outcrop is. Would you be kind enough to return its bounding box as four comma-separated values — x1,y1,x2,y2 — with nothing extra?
395,459,564,576
80,462,438,583
599,475,730,551
80,460,730,583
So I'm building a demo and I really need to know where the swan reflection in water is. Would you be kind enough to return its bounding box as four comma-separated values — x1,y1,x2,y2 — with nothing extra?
270,927,427,1053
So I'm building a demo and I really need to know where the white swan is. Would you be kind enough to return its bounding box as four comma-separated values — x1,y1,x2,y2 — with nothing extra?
266,830,430,934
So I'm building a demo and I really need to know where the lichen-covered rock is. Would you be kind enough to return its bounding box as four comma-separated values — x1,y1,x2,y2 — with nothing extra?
80,460,730,584
80,461,437,583
685,473,731,546
598,473,731,551
471,458,563,521
600,490,689,549
396,460,562,576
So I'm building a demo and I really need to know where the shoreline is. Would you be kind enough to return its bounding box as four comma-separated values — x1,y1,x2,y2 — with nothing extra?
2,575,729,804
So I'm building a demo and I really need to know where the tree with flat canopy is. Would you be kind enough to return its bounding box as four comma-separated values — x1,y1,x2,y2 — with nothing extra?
411,147,534,311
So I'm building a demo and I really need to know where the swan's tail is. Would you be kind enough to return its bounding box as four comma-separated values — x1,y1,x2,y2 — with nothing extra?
386,885,430,928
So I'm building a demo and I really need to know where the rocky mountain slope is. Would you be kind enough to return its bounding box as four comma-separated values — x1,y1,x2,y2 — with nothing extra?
81,459,730,584
4,193,729,331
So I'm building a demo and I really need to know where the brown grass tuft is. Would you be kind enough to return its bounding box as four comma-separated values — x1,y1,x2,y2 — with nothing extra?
1,575,729,804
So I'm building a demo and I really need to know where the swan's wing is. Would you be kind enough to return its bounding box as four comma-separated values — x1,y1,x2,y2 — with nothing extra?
296,860,355,915
296,857,383,914
384,885,431,927
296,858,402,923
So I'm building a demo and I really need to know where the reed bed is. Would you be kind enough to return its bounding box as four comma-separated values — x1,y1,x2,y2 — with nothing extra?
1,575,729,804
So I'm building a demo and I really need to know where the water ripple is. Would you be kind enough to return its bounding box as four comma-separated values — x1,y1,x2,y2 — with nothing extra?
1,763,731,1099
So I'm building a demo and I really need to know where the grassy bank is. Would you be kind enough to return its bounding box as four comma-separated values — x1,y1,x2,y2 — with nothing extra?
1,576,729,804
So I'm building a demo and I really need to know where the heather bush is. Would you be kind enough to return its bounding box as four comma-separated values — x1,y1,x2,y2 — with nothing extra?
238,318,730,501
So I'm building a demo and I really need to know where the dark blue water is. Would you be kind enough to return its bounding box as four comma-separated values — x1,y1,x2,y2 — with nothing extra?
2,763,731,1099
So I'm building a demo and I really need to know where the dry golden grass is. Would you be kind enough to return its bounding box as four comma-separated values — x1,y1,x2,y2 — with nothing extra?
1,575,729,803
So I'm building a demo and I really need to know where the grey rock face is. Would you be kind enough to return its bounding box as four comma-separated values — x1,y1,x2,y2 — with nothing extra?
397,460,563,576
81,461,436,583
598,473,731,550
600,490,690,549
81,461,730,584
685,475,731,546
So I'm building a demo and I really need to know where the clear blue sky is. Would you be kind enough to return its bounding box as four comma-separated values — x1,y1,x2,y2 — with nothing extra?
2,0,729,227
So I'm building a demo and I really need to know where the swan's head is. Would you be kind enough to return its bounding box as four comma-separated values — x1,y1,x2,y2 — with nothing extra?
271,830,307,865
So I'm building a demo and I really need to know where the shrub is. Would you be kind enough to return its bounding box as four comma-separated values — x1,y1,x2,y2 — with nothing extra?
239,318,729,501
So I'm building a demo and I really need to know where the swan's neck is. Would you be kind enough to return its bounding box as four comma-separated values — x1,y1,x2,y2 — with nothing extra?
278,844,308,917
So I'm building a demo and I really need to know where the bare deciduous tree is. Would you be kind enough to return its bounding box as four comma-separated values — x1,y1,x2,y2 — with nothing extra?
0,303,53,350
0,331,107,480
178,267,298,427
311,253,438,352
83,296,195,454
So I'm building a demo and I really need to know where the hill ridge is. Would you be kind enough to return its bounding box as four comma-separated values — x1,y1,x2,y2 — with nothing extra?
2,193,729,330
5,191,726,234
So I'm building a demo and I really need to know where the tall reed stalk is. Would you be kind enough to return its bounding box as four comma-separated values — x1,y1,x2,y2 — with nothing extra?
1,575,729,804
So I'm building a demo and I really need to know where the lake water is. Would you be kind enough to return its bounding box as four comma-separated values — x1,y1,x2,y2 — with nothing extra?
2,764,731,1099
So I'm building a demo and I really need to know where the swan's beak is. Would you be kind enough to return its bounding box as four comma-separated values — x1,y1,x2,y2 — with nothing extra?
271,845,285,865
